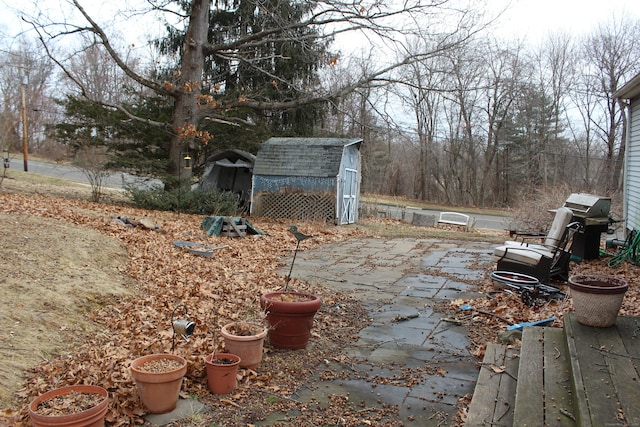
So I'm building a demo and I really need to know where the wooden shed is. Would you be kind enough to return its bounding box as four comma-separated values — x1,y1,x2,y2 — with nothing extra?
250,137,362,224
198,149,255,209
615,74,640,234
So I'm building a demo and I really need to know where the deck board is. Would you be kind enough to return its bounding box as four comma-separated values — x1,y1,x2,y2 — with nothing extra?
542,327,575,426
513,327,575,427
494,345,519,426
513,327,544,426
466,343,518,426
468,314,640,426
564,313,640,427
593,316,640,426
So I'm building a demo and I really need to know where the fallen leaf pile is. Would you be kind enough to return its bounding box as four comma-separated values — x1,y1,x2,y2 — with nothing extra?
0,191,370,425
1,187,639,426
447,255,640,359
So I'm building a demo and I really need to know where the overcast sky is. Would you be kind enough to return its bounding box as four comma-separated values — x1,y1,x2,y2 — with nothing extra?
2,0,640,45
493,0,640,41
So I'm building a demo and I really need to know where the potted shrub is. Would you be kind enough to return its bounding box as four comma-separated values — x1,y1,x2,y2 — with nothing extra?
220,321,268,369
28,384,109,427
130,353,187,414
203,352,241,394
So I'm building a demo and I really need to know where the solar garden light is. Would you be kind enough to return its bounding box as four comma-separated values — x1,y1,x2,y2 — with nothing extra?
171,304,196,352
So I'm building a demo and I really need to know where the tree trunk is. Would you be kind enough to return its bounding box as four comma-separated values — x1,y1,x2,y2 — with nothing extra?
169,0,210,185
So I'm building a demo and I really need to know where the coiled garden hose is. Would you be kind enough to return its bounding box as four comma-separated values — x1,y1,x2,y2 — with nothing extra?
607,229,640,267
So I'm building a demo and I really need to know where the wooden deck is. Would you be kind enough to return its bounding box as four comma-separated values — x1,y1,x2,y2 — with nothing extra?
467,314,640,426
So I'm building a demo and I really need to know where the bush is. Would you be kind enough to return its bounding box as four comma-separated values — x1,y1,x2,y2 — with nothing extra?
127,186,241,215
508,185,572,232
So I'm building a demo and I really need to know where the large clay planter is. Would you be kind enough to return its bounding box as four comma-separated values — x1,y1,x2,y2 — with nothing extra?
130,354,187,414
204,353,241,394
221,322,268,369
28,385,109,427
260,292,322,349
569,274,628,327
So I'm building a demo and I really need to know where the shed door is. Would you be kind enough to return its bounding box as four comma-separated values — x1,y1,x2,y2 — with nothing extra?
341,168,357,224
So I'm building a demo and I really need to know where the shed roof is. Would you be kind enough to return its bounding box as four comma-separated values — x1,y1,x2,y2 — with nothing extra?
253,137,362,177
206,149,255,167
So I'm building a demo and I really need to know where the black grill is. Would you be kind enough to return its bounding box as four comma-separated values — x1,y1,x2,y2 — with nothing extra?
563,193,611,260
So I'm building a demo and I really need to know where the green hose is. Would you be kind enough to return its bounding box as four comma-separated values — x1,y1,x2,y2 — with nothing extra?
607,229,640,267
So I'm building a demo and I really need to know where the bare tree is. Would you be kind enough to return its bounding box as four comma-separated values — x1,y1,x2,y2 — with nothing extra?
533,32,575,187
0,39,55,161
22,0,485,187
394,38,447,201
580,15,640,193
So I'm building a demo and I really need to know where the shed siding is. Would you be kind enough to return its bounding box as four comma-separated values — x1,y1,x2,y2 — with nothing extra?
253,175,335,193
250,137,362,223
626,100,640,231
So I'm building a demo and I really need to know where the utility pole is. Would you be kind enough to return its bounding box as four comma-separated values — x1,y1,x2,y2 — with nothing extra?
20,73,28,172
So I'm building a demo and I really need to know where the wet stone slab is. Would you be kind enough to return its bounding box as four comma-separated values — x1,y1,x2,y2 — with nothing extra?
369,305,422,323
299,378,408,407
432,280,477,299
258,238,498,426
407,374,475,406
426,322,474,356
358,323,429,347
400,396,458,426
144,398,207,426
367,344,451,366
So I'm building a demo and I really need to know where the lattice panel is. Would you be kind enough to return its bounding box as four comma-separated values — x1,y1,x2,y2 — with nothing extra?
253,192,335,222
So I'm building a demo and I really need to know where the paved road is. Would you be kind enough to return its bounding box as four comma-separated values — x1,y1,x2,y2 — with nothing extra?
375,203,511,231
6,158,160,190
7,158,509,230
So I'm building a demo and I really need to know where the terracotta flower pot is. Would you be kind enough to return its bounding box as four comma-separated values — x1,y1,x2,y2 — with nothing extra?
130,353,187,414
569,274,628,327
28,384,109,427
221,322,268,369
260,292,322,349
204,353,241,394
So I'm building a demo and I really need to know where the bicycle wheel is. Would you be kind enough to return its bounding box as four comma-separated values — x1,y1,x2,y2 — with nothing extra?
490,271,540,288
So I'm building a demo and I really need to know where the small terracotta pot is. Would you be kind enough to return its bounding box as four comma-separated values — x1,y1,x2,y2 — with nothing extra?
260,292,321,349
28,384,109,427
130,354,187,414
221,322,268,369
204,353,241,394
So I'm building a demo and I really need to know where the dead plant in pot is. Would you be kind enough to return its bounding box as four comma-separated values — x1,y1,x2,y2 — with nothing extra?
220,318,268,370
129,305,193,414
260,225,322,350
28,384,109,427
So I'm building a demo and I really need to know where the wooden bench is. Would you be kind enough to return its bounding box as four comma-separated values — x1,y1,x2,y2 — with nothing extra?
437,211,472,231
